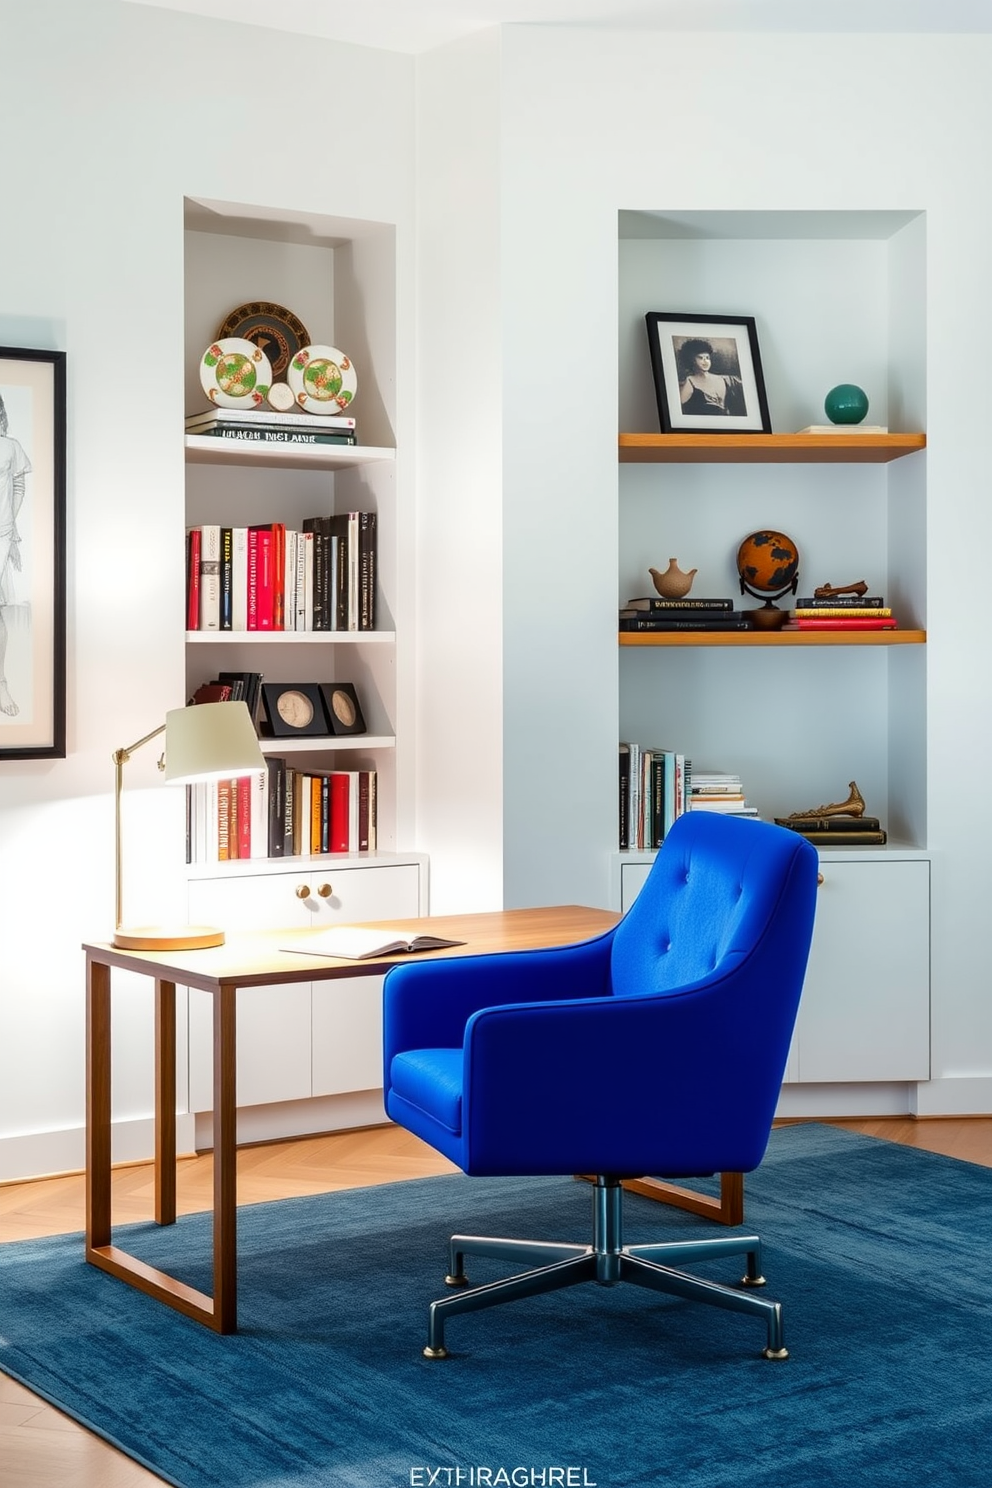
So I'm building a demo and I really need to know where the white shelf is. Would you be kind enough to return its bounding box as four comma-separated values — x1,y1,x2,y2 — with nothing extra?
184,435,395,470
259,735,394,755
186,630,395,644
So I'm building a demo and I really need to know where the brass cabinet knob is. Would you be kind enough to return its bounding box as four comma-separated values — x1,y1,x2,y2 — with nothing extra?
317,882,333,898
295,884,311,900
816,872,825,886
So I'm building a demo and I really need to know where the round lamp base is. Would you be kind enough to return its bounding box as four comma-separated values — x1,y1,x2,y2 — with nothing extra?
112,924,226,951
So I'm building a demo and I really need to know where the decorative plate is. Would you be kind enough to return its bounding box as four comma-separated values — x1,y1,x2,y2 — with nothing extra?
215,301,311,381
199,338,272,409
287,344,358,414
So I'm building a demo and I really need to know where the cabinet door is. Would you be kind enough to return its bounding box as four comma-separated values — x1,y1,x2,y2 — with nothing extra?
187,863,423,1112
619,861,652,914
796,859,930,1083
311,864,422,1097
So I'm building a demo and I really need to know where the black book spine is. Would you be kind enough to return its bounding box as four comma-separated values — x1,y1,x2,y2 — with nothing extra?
627,597,734,612
795,595,885,608
620,617,752,631
220,527,233,630
358,511,376,630
267,757,286,857
618,745,630,850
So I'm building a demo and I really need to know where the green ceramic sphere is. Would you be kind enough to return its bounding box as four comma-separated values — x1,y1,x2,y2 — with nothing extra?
824,383,869,425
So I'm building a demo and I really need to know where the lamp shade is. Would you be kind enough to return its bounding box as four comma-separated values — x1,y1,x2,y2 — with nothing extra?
162,700,265,784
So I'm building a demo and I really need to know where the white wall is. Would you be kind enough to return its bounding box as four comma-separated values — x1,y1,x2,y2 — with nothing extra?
0,0,415,1178
3,8,991,1181
492,25,992,1103
413,30,505,913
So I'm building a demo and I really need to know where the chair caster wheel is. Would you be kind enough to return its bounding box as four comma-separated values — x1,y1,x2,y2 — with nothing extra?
445,1273,469,1287
762,1346,789,1360
423,1345,450,1359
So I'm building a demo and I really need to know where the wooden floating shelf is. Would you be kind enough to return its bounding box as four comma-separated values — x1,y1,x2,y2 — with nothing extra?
620,630,926,647
618,432,926,464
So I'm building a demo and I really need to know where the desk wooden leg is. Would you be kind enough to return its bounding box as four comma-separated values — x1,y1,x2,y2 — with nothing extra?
212,985,238,1333
86,957,112,1251
621,1172,744,1226
155,980,177,1227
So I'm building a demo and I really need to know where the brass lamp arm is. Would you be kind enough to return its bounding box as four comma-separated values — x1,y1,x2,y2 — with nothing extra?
113,724,167,931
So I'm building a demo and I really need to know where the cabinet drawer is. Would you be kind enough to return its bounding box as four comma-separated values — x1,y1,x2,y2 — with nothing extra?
188,863,421,931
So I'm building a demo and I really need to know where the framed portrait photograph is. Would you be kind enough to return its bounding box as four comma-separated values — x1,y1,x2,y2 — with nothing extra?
645,313,771,435
0,347,66,760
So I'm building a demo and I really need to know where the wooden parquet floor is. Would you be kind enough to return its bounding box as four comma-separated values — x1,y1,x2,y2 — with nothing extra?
1,1116,989,1486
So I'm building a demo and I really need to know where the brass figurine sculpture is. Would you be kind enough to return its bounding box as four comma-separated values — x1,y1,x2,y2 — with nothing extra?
813,579,869,599
782,781,866,822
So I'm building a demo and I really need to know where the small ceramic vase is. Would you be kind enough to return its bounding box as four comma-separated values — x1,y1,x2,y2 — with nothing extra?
649,559,698,599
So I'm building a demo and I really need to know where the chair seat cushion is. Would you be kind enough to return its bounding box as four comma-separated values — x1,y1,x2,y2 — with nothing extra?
389,1048,463,1134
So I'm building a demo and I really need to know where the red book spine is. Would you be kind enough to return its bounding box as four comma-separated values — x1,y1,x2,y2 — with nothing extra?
796,616,897,629
329,773,350,853
247,528,259,631
272,522,286,631
186,529,201,630
252,527,274,630
237,775,252,859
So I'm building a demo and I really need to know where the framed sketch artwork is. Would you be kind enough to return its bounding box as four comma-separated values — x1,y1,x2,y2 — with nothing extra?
645,313,771,435
0,347,66,759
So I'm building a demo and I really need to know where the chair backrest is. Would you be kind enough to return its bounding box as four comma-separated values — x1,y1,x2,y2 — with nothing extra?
611,812,818,1002
607,813,818,1171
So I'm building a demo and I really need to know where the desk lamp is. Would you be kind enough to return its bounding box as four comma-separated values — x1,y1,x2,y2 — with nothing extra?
113,700,265,951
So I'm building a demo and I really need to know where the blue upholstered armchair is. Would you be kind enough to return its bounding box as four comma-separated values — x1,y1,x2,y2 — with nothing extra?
383,812,819,1360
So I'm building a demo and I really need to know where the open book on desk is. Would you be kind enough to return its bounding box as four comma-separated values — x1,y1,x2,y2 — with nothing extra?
280,926,466,962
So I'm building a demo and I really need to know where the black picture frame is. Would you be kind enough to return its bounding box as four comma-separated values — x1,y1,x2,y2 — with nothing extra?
318,682,366,737
260,682,329,738
645,313,771,435
0,347,66,760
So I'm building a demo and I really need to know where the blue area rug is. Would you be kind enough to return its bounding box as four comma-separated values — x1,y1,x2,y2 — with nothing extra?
0,1124,990,1488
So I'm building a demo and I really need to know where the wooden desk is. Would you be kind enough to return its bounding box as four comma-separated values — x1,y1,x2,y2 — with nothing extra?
83,905,618,1333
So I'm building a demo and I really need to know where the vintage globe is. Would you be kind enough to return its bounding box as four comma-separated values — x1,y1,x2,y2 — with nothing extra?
736,529,800,599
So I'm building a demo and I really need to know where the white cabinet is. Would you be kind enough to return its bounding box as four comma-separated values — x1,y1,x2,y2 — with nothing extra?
794,855,929,1083
185,854,425,1116
614,850,930,1086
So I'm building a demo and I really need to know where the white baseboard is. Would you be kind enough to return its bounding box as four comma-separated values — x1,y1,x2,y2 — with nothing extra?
778,1077,992,1119
776,1083,914,1119
0,1114,198,1185
910,1076,992,1117
192,1090,388,1150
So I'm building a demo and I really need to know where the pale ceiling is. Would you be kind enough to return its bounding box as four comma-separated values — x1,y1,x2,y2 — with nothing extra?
121,0,992,55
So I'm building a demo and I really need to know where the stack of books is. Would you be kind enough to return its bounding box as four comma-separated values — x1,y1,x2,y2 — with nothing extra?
186,512,376,633
619,597,752,632
786,594,897,632
184,407,358,448
186,759,377,863
774,814,887,846
618,742,690,850
688,771,759,819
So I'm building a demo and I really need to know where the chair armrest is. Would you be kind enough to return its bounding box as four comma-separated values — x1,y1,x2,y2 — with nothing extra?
461,975,791,1176
383,930,615,1067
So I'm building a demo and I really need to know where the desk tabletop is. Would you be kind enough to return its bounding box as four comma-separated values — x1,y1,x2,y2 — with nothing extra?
83,904,619,992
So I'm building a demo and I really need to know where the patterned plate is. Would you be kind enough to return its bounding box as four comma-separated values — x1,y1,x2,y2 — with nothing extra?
215,301,311,382
287,344,358,414
199,338,273,409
